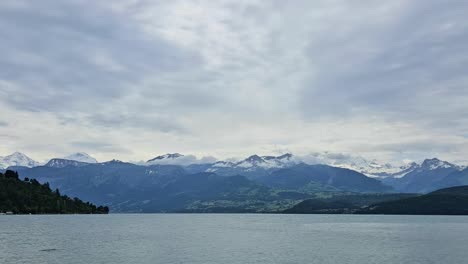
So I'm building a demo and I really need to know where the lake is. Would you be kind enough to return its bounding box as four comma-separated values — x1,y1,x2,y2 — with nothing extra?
1,214,468,264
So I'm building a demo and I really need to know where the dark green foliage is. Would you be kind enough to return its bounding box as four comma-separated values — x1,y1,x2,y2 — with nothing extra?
283,193,416,214
0,170,109,214
357,185,468,215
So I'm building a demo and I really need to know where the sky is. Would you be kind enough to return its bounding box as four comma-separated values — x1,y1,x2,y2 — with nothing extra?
0,0,467,164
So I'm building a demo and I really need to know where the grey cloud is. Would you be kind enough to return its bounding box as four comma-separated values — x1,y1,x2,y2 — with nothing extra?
86,113,187,133
359,141,463,154
70,141,132,154
0,134,17,139
299,0,468,130
0,121,8,127
0,0,202,112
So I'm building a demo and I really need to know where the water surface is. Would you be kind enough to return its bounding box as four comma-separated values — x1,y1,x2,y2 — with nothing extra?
1,214,468,264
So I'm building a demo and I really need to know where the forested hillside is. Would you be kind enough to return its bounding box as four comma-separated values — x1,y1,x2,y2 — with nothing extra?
0,170,108,214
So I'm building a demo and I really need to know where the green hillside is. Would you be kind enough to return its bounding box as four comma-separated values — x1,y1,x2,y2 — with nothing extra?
0,170,109,214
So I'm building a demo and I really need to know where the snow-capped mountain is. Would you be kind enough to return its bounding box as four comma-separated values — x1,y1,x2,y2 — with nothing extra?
63,152,98,163
45,158,90,168
234,154,297,169
0,152,41,169
207,153,297,173
382,158,462,180
147,153,184,163
210,160,237,168
382,158,464,193
297,152,406,178
206,153,464,183
293,152,462,179
419,158,459,170
145,153,217,166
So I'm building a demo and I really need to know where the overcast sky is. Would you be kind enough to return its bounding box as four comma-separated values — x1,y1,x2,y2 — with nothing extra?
0,0,467,164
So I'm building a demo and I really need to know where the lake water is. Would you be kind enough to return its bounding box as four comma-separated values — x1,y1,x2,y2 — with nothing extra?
1,214,468,264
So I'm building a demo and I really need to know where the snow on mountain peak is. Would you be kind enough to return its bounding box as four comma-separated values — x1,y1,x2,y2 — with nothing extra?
235,154,297,169
420,158,456,170
0,152,41,169
45,158,89,168
244,155,264,163
147,153,184,163
211,161,236,168
276,153,293,160
145,153,217,166
63,152,98,163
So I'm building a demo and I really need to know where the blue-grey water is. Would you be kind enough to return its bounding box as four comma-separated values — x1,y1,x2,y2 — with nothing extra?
1,214,468,264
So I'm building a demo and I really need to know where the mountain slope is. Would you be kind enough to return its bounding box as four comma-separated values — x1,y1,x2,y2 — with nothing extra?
13,161,187,206
259,164,392,193
117,173,284,213
383,158,461,193
435,168,468,189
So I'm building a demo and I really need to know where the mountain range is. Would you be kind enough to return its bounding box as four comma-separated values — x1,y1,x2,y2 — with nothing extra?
2,151,464,177
0,152,97,169
2,151,467,212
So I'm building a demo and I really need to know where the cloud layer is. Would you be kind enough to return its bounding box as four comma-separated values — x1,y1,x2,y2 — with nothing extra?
0,0,467,164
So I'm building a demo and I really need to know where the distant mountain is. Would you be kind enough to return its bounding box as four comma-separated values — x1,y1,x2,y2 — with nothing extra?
45,158,90,168
10,151,468,213
432,167,468,190
298,152,420,178
0,152,41,169
0,170,108,214
12,162,308,213
145,153,296,171
382,158,462,193
63,152,98,163
258,164,392,193
204,154,298,179
147,153,184,163
357,185,468,215
14,158,395,212
235,153,296,169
